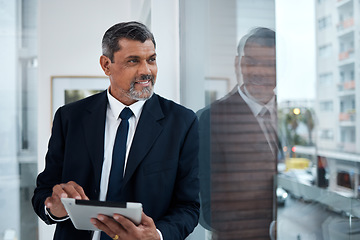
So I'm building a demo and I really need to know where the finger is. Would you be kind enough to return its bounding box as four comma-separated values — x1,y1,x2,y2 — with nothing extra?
67,181,89,200
44,195,68,218
139,212,155,227
94,215,125,237
44,196,54,209
60,184,79,199
45,186,65,208
99,214,125,232
91,217,117,238
113,214,136,231
52,184,68,199
61,182,83,199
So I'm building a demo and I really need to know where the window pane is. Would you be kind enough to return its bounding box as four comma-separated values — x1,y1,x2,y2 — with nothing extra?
0,0,38,239
180,0,360,239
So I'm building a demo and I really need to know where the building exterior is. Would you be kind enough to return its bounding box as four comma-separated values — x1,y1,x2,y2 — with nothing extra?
315,0,360,198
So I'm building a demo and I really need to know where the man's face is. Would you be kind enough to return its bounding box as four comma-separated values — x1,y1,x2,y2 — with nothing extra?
100,38,157,105
240,42,276,104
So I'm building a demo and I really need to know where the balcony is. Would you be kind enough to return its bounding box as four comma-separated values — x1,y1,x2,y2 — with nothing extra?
343,142,356,152
339,111,356,122
336,0,353,8
337,80,355,91
338,48,354,61
343,80,355,90
337,142,357,153
337,18,354,32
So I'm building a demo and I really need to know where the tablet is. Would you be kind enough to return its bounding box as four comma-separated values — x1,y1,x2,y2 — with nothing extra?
61,198,142,231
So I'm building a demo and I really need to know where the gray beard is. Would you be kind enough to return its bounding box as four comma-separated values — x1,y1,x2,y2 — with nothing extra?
127,78,155,101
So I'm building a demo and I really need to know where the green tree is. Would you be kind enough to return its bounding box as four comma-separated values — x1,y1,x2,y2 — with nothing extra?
279,108,307,158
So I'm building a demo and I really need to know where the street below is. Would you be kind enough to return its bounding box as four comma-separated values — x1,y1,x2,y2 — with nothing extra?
277,195,360,240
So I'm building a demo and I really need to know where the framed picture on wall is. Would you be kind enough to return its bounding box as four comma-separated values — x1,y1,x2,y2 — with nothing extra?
51,76,109,118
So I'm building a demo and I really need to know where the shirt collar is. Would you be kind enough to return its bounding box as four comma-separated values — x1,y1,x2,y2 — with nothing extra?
238,85,276,117
107,89,146,120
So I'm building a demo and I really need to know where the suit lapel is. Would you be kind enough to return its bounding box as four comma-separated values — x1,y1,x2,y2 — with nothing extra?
122,94,164,186
82,91,108,193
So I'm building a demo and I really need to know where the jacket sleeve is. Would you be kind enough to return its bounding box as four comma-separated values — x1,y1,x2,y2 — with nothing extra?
32,107,67,225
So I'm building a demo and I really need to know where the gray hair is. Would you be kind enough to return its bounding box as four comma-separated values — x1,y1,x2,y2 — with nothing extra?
237,27,276,57
102,21,156,62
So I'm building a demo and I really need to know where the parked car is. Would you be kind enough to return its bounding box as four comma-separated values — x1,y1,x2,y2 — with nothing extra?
277,187,288,206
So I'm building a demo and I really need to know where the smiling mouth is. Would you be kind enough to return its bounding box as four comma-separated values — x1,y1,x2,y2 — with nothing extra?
135,80,151,85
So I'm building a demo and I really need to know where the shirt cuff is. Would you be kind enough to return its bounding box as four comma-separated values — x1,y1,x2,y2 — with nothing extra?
156,229,163,240
44,205,69,222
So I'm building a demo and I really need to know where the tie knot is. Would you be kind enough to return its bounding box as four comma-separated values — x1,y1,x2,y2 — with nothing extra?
119,107,133,120
260,108,270,117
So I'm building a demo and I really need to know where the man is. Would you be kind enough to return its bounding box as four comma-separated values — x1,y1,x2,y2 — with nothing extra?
32,21,200,240
198,27,278,239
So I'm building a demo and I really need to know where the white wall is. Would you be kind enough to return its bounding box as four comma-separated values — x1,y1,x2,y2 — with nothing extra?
151,0,180,102
37,0,180,239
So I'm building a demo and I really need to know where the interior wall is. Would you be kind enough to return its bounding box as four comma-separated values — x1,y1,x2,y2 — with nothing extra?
151,0,180,102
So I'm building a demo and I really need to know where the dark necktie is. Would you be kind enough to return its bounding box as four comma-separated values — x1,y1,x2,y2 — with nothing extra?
106,107,133,201
100,107,133,240
261,109,279,156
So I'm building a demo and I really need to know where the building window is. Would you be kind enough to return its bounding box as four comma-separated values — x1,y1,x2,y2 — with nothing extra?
350,70,354,80
320,129,334,140
337,171,354,190
319,44,332,58
317,0,327,4
319,101,333,111
318,16,331,31
341,128,356,143
319,72,333,85
340,71,345,82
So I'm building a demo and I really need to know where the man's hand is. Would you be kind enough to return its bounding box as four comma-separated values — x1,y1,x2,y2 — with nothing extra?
91,212,160,240
45,181,89,218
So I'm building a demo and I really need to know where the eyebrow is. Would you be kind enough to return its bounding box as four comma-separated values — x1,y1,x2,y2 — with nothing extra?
125,53,157,59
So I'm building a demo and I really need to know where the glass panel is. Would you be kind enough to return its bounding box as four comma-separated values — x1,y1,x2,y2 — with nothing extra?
180,0,277,239
180,0,360,239
0,0,38,239
276,0,360,239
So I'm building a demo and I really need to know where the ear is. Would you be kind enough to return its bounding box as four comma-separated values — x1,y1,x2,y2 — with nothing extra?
235,55,241,76
235,55,240,67
100,55,111,76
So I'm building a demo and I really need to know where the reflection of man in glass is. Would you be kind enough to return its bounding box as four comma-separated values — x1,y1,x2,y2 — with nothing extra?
236,28,278,157
198,27,278,239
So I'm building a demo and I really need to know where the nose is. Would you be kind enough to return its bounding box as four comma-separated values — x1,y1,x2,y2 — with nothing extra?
138,61,152,75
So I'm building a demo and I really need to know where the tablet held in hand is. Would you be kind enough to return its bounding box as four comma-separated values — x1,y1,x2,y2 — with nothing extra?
61,198,142,231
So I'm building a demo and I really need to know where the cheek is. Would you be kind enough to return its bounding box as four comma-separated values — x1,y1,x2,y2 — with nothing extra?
150,64,158,74
110,74,133,90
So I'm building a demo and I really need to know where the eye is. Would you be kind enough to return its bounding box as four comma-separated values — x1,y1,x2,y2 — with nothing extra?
128,59,139,63
148,57,156,63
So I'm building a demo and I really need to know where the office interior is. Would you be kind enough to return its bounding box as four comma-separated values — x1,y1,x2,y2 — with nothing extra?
1,0,360,239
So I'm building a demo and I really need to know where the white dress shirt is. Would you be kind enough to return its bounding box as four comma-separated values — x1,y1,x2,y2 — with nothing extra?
98,90,145,202
92,89,163,240
92,90,144,240
238,85,277,155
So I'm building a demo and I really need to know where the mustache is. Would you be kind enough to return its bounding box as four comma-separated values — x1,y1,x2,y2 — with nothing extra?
135,74,154,82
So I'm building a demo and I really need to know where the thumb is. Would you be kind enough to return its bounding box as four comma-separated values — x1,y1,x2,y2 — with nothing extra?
141,212,155,226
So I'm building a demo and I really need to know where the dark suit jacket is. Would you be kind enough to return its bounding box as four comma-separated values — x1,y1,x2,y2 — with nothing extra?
32,91,200,240
198,87,277,239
